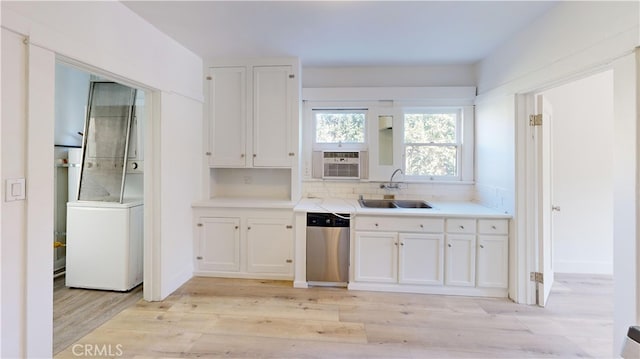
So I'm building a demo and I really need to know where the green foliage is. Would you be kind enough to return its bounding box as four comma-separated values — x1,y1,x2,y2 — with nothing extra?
315,112,365,143
404,112,458,177
404,113,456,143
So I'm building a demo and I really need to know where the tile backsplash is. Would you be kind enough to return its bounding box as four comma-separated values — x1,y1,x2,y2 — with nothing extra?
302,180,476,202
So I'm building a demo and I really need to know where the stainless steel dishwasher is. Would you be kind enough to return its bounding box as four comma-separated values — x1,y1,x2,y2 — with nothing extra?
306,212,350,286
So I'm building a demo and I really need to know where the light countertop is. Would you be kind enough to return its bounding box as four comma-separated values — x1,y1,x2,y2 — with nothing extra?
295,198,511,218
192,197,511,218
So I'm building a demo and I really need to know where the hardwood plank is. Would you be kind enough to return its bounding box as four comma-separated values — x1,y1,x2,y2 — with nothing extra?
54,273,613,358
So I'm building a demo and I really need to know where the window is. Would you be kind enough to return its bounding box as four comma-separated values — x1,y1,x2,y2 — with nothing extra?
403,109,461,179
313,109,366,149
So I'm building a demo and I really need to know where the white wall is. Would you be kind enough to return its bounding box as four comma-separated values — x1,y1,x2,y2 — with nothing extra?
474,94,515,214
1,28,28,359
303,64,475,88
1,2,203,357
474,1,638,355
543,71,614,275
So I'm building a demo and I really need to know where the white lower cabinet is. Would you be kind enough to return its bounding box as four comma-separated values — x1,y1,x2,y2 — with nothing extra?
476,218,509,288
477,235,508,288
354,231,398,283
399,233,444,285
247,217,293,274
445,234,476,287
352,215,509,297
195,209,294,279
197,217,241,272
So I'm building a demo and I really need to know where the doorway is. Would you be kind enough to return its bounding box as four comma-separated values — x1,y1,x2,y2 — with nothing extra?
53,61,147,354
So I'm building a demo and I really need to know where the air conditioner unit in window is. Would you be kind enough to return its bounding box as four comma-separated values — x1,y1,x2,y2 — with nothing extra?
312,151,368,180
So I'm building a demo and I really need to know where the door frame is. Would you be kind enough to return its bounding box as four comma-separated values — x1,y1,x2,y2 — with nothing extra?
514,53,638,354
515,66,615,306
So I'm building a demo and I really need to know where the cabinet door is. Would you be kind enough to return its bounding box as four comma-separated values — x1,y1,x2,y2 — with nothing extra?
445,234,476,287
477,235,508,288
354,231,398,283
208,66,247,167
252,65,293,167
197,217,241,272
399,233,444,285
246,217,293,275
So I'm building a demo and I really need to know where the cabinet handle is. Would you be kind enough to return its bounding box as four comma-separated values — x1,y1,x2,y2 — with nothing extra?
286,225,293,229
253,154,257,158
480,244,485,249
491,225,497,230
247,226,251,230
205,152,211,156
448,243,452,247
419,224,424,229
234,226,239,230
241,153,245,158
459,225,465,230
400,242,404,246
196,256,203,260
288,152,295,156
374,223,379,227
197,223,203,227
286,259,293,263
394,242,398,246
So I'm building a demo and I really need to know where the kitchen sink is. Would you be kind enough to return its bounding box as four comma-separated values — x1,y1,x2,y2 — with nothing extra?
358,199,397,208
358,199,432,209
394,200,432,208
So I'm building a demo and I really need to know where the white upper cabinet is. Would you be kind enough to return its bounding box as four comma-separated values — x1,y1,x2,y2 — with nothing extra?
208,66,247,167
253,66,294,167
207,59,299,168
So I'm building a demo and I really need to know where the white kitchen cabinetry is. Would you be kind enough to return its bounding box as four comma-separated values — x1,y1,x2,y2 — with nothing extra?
247,217,293,274
207,66,247,167
354,231,398,283
207,60,298,168
353,216,445,286
197,217,241,272
476,219,509,288
445,218,477,287
194,208,294,279
351,215,508,297
399,233,445,285
445,234,476,287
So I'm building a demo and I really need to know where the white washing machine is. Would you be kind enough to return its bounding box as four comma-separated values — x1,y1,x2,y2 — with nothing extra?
66,200,143,291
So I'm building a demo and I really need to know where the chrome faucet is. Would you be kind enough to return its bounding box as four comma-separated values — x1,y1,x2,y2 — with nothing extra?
381,168,404,189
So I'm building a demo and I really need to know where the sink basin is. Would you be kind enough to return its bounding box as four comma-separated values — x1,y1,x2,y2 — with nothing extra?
394,200,432,209
358,199,397,208
358,199,432,209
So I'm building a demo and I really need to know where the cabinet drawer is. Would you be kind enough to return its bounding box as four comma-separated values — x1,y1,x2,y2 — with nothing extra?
478,219,509,235
445,219,476,234
356,216,444,233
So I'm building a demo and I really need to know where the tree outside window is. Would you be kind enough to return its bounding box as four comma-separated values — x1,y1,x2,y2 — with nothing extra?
404,111,460,178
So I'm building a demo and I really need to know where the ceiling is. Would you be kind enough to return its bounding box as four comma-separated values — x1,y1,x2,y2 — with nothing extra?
122,1,557,67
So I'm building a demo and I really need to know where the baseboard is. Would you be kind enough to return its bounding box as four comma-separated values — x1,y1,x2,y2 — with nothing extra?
554,260,613,275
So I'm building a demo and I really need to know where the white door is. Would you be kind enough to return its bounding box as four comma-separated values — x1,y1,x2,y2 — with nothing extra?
445,234,476,287
354,231,398,283
398,233,444,285
252,65,293,167
246,217,293,274
535,94,554,306
198,217,241,272
208,66,247,167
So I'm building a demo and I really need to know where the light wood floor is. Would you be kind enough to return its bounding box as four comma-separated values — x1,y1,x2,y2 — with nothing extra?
54,274,612,358
53,275,143,354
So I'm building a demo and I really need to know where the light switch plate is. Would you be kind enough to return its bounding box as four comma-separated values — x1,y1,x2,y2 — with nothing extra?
5,178,26,202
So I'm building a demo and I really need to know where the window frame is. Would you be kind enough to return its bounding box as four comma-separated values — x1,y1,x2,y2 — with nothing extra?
401,107,468,182
311,108,369,151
